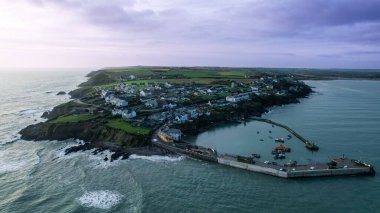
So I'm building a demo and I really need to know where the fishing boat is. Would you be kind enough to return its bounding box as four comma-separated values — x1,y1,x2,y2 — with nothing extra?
275,138,285,143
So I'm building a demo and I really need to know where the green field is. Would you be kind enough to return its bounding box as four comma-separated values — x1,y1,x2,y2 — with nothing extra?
107,119,151,135
103,67,250,79
97,78,227,88
49,114,97,123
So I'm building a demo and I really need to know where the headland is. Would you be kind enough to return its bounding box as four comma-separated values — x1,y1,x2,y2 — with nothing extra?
19,66,377,177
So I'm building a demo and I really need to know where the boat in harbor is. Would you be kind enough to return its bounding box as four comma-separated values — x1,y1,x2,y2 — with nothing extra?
275,138,285,143
252,154,261,159
272,144,291,154
274,153,286,159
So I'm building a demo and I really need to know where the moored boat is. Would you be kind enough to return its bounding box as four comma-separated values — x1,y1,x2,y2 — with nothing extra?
275,138,285,143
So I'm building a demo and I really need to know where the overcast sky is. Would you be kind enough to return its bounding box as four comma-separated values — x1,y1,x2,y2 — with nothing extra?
1,0,380,69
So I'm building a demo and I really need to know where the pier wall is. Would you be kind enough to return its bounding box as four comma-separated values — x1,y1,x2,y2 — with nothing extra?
153,142,218,162
287,167,371,178
217,157,373,178
217,157,288,178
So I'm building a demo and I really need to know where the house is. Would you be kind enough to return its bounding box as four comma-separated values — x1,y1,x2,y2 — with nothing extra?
187,109,199,118
163,103,177,109
112,109,127,116
129,75,136,80
251,87,260,95
122,110,137,119
174,114,189,124
164,82,172,88
116,100,128,107
165,128,182,141
145,99,158,108
226,93,251,103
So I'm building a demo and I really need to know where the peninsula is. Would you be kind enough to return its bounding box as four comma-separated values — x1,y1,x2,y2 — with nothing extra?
20,66,376,177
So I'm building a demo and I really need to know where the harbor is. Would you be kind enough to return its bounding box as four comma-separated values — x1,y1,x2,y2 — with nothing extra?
250,117,320,150
152,119,375,179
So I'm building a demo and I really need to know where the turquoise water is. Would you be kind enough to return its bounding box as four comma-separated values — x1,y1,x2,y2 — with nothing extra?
186,81,380,165
0,72,380,212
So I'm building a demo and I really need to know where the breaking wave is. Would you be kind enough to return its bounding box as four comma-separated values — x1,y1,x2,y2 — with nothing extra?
78,190,124,209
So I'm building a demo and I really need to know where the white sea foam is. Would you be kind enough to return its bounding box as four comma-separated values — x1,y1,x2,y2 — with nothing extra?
129,154,184,162
87,150,122,169
78,190,124,209
2,134,21,145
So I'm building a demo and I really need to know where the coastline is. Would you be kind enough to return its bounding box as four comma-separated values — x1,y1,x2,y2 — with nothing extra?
18,67,380,161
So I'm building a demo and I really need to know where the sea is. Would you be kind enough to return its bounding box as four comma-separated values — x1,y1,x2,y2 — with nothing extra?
0,71,380,213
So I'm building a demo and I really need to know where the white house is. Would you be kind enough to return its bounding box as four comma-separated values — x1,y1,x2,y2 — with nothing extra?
165,128,182,141
115,100,128,107
140,90,146,97
226,93,250,103
251,87,260,95
112,109,123,116
164,82,172,88
174,114,189,124
122,110,137,119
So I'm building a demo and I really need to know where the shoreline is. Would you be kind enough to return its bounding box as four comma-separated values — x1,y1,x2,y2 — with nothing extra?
18,67,380,162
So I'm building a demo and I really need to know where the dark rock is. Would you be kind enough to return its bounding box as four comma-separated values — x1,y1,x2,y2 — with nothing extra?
65,143,93,155
41,111,50,118
104,157,108,161
57,91,66,95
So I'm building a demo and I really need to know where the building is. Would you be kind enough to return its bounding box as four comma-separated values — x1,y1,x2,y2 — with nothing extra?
251,87,260,95
116,100,128,107
165,128,182,141
225,93,251,103
122,110,137,119
145,99,158,108
174,114,189,124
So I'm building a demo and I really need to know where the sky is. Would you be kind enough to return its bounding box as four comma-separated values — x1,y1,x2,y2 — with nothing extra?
0,0,380,70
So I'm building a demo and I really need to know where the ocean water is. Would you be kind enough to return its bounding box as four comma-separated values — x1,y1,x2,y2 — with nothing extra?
0,72,380,213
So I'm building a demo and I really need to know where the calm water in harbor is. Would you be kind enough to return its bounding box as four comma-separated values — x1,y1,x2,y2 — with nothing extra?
1,72,380,212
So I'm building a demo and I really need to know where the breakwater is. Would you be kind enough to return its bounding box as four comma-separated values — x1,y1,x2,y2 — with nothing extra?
153,140,375,178
250,117,319,150
217,154,375,178
153,141,218,162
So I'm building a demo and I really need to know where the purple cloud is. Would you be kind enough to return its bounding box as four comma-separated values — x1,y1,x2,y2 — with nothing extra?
2,0,380,68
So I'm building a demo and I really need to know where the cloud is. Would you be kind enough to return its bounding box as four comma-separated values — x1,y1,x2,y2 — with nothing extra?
22,0,380,44
1,0,380,69
345,51,380,55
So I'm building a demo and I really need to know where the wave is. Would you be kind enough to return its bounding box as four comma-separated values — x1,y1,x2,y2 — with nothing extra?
129,154,184,162
78,190,124,210
1,134,21,145
0,141,41,175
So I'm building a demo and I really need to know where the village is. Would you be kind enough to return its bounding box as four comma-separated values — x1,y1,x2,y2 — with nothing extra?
95,74,310,142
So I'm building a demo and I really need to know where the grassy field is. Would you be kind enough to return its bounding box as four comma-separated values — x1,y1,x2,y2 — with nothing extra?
106,119,151,135
49,114,97,123
96,78,228,88
103,67,250,79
